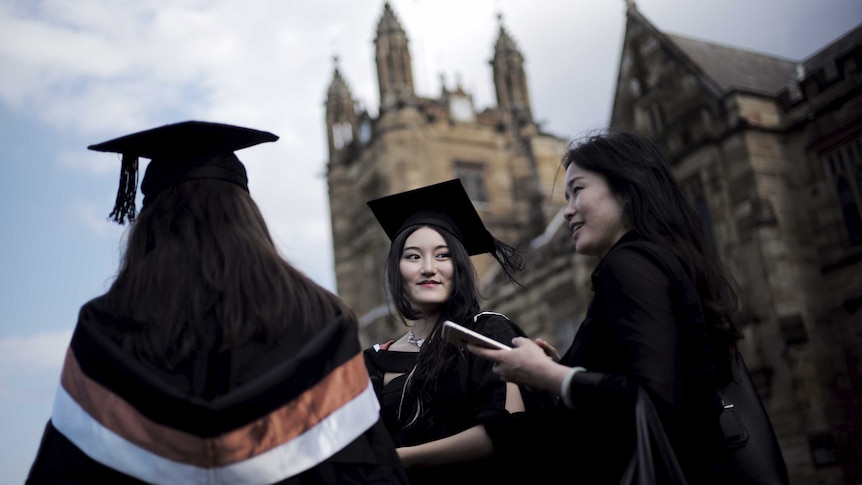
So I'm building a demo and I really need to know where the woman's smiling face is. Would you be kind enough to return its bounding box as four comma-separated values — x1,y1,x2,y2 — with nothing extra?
400,226,454,314
562,162,630,257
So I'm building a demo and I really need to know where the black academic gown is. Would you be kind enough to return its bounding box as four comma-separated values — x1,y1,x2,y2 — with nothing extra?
364,313,549,485
26,296,408,485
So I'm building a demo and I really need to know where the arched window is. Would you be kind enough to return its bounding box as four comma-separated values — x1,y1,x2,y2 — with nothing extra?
823,137,862,247
682,175,717,253
332,122,353,149
453,161,488,203
836,177,862,245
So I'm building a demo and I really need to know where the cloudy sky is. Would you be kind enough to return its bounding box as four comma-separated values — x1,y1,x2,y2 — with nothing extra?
1,0,859,482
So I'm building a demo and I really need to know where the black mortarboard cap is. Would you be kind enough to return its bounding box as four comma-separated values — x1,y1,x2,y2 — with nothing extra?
88,120,278,224
367,178,524,281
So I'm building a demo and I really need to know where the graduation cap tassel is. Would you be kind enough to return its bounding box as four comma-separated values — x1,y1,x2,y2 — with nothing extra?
492,238,525,287
108,154,139,225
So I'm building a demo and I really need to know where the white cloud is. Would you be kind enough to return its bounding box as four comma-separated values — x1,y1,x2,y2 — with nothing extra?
57,147,117,175
71,199,130,237
0,330,72,374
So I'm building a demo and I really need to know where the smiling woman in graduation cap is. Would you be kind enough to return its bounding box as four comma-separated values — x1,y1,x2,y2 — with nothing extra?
363,179,550,485
26,121,408,485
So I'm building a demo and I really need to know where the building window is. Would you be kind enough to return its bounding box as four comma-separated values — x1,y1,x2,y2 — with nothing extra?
647,103,665,133
682,175,717,253
358,119,372,145
639,36,659,55
822,137,862,246
749,367,774,400
779,314,808,345
809,431,840,468
453,161,488,202
332,121,353,149
362,252,375,310
682,74,698,92
629,78,642,96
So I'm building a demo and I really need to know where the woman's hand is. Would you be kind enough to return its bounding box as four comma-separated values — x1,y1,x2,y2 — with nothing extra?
536,337,561,362
468,337,571,395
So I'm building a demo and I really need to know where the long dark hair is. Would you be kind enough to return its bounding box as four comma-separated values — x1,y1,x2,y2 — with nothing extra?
385,223,481,425
103,179,353,368
562,130,740,375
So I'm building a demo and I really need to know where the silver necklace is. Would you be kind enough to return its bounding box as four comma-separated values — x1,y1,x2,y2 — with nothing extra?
407,330,425,348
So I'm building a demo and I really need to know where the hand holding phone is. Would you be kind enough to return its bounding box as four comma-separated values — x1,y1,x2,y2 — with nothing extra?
441,320,511,350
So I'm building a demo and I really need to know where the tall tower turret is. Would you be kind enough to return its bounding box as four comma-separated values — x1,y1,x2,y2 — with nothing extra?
490,14,532,122
375,2,414,110
324,57,357,159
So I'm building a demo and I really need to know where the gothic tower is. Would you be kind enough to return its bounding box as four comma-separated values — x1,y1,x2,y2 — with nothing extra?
491,15,544,237
375,2,414,110
491,14,533,123
324,58,357,159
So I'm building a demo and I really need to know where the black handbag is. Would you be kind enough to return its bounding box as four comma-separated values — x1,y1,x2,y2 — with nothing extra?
620,386,688,485
719,349,789,485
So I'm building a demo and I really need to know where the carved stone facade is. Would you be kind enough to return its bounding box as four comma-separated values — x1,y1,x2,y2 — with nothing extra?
326,2,862,484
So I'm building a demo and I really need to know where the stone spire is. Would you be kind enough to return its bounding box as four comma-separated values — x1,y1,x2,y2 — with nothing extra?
325,56,357,158
375,2,414,110
490,13,532,120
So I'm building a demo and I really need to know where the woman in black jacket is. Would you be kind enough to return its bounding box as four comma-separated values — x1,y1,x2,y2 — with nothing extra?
470,130,740,484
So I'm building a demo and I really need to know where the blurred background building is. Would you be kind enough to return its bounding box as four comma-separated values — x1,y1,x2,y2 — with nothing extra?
324,2,861,483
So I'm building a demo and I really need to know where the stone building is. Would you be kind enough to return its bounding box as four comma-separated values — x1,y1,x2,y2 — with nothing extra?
325,2,862,484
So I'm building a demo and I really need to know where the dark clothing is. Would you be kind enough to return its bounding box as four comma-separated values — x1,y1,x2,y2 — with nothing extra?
505,231,730,484
28,420,403,485
27,296,408,485
364,313,545,485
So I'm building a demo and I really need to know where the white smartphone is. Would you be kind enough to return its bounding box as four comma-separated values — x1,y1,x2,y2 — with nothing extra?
441,320,512,350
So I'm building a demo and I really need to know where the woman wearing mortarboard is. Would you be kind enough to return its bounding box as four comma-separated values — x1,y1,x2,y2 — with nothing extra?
26,121,408,484
362,179,553,485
